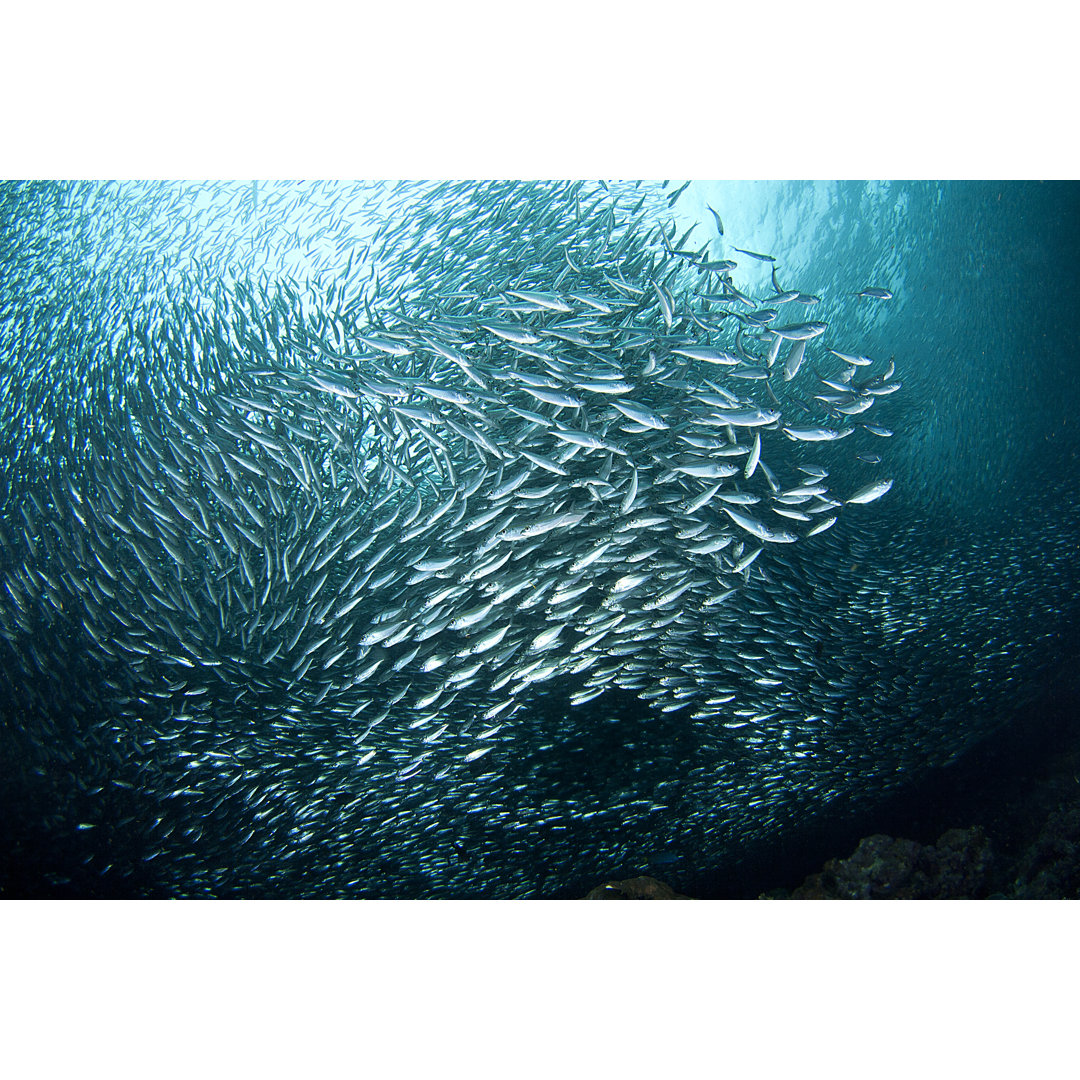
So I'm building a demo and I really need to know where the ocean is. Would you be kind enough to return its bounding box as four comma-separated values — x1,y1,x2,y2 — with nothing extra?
1,180,1077,899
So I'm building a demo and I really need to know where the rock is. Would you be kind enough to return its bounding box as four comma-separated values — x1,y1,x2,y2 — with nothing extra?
788,826,993,899
584,875,691,899
1012,807,1080,899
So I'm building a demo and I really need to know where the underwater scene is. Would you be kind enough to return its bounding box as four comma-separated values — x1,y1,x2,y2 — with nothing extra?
1,179,1077,899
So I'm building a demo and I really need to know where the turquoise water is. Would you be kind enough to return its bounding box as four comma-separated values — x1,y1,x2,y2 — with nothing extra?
0,180,1077,898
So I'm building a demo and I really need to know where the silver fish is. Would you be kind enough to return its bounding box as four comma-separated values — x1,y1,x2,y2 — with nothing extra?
846,479,894,504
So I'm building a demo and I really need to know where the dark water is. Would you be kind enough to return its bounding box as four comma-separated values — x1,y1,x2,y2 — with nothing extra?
1,180,1077,899
669,180,1080,895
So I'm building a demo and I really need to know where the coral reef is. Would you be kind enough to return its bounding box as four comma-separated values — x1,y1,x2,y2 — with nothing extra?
782,827,993,899
1011,807,1080,899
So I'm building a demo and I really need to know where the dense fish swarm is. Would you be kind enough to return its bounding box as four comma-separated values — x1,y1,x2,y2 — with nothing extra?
0,180,1003,898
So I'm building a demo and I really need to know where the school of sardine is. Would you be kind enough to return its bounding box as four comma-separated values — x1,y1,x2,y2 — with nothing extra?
0,179,976,897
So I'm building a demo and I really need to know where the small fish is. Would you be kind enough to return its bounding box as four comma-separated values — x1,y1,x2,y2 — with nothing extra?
672,461,741,479
732,546,763,573
805,516,838,537
667,180,692,207
827,348,873,366
732,247,776,262
670,346,739,365
846,479,894,504
783,338,807,382
0,178,906,904
610,399,669,430
504,289,572,313
652,280,675,329
771,321,827,341
712,408,781,428
744,432,762,479
723,506,796,544
783,426,853,442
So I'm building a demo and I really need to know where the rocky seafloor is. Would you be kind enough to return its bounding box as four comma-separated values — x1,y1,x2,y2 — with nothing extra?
584,664,1080,900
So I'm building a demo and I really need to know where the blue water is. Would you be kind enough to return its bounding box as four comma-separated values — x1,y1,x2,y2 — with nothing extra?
686,181,1080,510
1,180,1078,898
